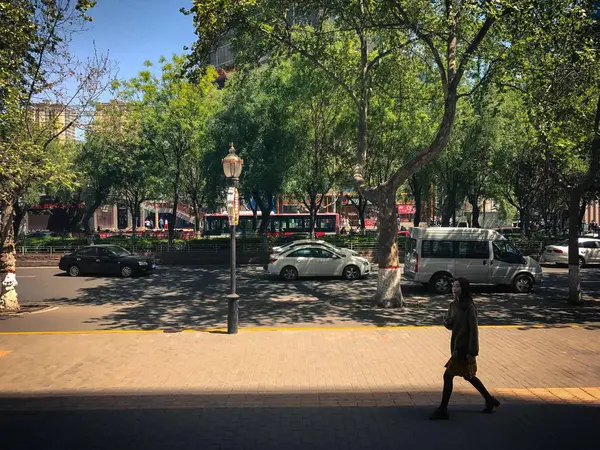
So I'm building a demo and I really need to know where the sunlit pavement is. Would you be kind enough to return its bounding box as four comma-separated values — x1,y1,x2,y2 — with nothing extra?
0,327,598,449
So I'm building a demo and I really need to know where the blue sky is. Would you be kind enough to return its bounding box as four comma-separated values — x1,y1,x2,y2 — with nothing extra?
70,0,196,100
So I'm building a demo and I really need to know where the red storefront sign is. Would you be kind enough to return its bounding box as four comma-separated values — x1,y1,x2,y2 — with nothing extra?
397,204,416,215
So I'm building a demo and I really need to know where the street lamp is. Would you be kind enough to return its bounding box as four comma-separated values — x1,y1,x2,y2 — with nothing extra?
222,143,243,334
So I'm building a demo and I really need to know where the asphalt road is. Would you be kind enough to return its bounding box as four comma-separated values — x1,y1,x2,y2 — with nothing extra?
13,264,600,305
1,264,599,332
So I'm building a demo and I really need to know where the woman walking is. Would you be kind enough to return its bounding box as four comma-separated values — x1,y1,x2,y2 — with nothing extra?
430,277,500,420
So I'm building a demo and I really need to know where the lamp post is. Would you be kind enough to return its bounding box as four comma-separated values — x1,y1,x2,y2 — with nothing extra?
222,143,244,334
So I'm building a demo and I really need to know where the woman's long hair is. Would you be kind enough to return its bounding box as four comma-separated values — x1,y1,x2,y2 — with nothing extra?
454,277,473,303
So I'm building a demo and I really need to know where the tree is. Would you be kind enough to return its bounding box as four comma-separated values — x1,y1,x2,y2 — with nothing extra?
76,102,132,235
500,1,600,303
208,66,303,238
1,0,111,311
182,142,210,237
187,0,522,307
117,56,221,244
285,58,354,237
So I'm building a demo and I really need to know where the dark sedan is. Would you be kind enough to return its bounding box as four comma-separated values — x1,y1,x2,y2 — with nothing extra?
59,245,156,277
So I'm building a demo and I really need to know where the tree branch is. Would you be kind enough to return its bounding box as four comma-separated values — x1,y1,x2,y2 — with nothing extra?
389,1,448,95
453,12,504,89
264,25,359,106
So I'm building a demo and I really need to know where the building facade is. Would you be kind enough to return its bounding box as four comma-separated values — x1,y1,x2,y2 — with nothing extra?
585,200,600,225
30,102,77,141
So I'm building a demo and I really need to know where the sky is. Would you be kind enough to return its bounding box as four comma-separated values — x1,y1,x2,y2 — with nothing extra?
69,0,197,100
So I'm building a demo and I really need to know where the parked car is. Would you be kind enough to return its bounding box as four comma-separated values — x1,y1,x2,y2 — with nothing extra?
540,238,600,267
271,239,358,256
268,245,371,281
403,227,543,294
59,245,156,277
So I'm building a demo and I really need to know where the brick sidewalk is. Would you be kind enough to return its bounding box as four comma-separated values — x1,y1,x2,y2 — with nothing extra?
0,327,599,449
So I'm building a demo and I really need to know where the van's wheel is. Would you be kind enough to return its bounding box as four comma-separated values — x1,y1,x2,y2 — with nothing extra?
579,256,585,268
120,265,133,278
280,266,298,281
68,265,80,277
431,273,452,295
513,273,534,293
343,265,360,281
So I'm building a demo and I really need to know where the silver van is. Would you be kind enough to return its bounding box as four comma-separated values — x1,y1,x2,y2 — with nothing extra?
403,228,543,294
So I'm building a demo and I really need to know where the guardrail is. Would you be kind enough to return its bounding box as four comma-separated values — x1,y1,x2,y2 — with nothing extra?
15,239,547,256
16,243,270,255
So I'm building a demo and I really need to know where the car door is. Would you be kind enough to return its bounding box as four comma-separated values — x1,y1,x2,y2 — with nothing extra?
96,248,120,275
311,248,344,276
490,240,524,284
452,240,491,283
75,247,98,274
286,248,314,276
581,240,600,263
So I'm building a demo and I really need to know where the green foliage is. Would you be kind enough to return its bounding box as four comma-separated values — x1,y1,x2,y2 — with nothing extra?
207,64,303,221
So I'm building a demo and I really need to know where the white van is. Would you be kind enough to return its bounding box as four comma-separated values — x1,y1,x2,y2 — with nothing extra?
403,228,543,294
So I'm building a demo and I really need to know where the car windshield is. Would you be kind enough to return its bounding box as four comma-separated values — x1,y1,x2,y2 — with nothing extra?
105,246,130,256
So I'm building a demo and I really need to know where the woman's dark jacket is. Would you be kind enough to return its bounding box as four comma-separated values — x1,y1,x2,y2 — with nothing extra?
444,299,479,360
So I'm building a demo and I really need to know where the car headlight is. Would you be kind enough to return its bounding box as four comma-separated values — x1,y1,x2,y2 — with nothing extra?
138,261,148,266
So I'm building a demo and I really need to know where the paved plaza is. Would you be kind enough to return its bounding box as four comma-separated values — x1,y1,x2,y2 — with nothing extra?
0,326,599,449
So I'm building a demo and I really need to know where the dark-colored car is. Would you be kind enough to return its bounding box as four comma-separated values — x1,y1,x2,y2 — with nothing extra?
58,245,156,277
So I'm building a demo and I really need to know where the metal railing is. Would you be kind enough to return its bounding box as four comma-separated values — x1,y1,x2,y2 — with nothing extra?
15,238,551,256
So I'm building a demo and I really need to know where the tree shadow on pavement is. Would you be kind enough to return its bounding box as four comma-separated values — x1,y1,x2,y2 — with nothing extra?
37,267,600,330
0,390,598,450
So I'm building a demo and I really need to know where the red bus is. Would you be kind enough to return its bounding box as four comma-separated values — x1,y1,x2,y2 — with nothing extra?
204,212,340,237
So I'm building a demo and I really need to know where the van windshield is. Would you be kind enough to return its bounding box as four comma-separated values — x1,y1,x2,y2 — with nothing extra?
493,239,522,258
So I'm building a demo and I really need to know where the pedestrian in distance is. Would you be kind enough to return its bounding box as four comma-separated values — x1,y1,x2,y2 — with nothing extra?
164,218,169,230
430,277,500,420
159,217,164,229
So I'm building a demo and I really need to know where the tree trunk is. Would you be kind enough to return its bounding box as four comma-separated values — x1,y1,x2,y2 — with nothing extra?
83,196,102,234
409,174,423,228
375,184,404,308
0,201,20,311
170,169,181,244
568,191,583,304
413,188,422,228
470,197,481,228
130,202,138,244
307,194,318,239
578,197,588,232
358,195,368,232
441,193,454,227
193,203,201,238
256,194,273,242
13,201,24,238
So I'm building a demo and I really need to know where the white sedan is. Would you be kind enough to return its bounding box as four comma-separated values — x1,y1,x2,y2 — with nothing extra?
268,246,371,280
540,238,600,267
271,239,358,256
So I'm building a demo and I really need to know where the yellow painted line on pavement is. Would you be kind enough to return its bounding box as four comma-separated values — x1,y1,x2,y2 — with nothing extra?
190,324,584,333
0,323,587,336
0,330,165,336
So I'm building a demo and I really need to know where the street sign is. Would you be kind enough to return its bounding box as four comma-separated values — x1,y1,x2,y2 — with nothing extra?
227,187,239,226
